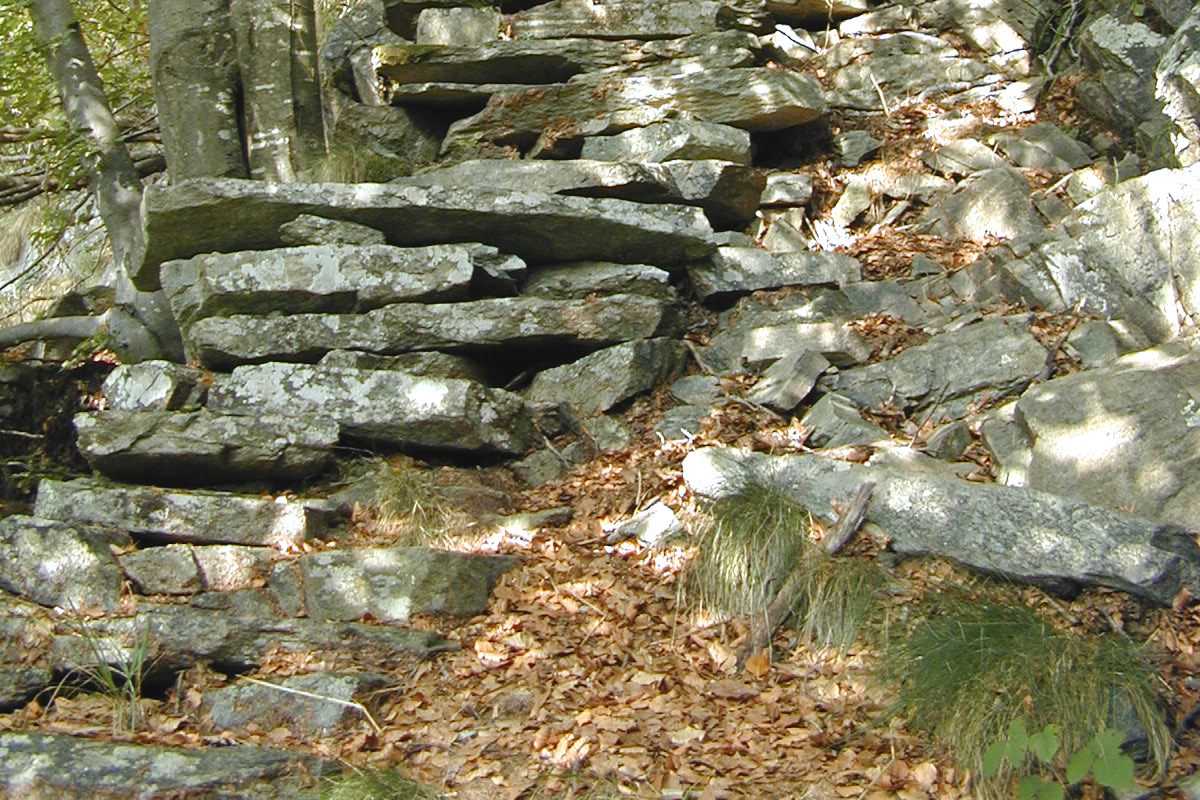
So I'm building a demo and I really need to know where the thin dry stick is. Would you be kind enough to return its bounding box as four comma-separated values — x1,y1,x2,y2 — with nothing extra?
241,676,382,734
735,481,875,670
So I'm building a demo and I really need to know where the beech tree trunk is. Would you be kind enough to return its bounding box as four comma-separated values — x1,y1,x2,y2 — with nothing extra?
22,0,183,362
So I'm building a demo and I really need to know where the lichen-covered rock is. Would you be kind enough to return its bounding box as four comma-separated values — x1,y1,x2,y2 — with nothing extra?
525,338,687,416
689,247,862,301
35,477,327,550
1156,5,1200,167
581,120,752,164
209,363,536,454
0,516,122,613
73,410,337,485
186,294,677,369
101,361,207,412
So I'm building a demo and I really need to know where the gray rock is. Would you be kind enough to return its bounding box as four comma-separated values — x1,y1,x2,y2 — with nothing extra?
830,174,872,228
210,363,536,455
989,122,1095,173
205,672,388,736
188,293,675,370
525,339,687,417
395,157,763,226
818,315,1047,416
0,664,50,713
325,101,447,174
504,0,771,39
670,374,722,406
839,4,914,35
0,732,335,799
913,0,1041,77
919,166,1039,241
119,545,203,595
1077,14,1167,140
1064,320,1151,368
101,361,207,412
884,172,955,203
682,447,1200,605
0,516,122,613
415,6,499,45
656,405,711,440
799,392,889,448
978,401,1033,487
923,419,972,461
1016,336,1200,528
760,172,813,206
193,545,278,591
1157,5,1200,167
583,415,632,451
138,178,715,289
35,477,326,550
769,0,868,23
321,0,405,103
827,46,995,111
610,502,684,547
581,120,752,164
521,262,673,301
162,243,496,332
705,320,873,373
440,67,826,161
747,349,830,412
690,246,862,301
277,214,386,247
833,129,882,166
923,138,1010,177
997,163,1200,344
269,546,516,623
317,349,485,381
73,410,337,485
510,448,572,487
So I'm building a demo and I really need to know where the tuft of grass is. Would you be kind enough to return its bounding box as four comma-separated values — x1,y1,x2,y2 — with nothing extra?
55,616,156,733
878,589,1169,798
686,482,886,653
368,457,470,547
318,764,438,800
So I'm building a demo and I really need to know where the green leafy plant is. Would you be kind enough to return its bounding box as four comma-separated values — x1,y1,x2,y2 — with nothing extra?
878,588,1167,799
982,717,1136,799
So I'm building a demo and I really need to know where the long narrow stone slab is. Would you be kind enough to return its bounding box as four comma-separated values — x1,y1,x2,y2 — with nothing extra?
34,477,327,550
395,158,763,226
683,447,1200,605
161,243,516,330
73,410,337,485
186,294,675,369
440,67,826,160
137,178,715,290
209,364,536,455
504,0,770,39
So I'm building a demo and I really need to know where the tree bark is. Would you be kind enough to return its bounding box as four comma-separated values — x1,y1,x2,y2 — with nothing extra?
20,0,183,362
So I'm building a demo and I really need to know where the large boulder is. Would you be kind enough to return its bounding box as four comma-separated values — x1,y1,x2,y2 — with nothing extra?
1156,5,1200,167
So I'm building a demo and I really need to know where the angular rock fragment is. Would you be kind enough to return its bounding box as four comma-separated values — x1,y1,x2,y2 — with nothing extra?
0,516,122,613
119,546,202,595
416,6,499,45
747,349,830,412
1157,6,1200,167
525,339,687,416
268,546,517,623
683,447,1200,605
277,214,386,247
101,361,207,412
521,262,674,301
581,120,751,164
204,672,387,736
918,166,1039,241
800,392,890,448
689,246,861,301
209,363,536,455
818,315,1046,416
35,477,326,549
139,178,715,288
760,172,814,207
186,294,676,370
73,410,337,485
704,320,873,373
440,67,826,160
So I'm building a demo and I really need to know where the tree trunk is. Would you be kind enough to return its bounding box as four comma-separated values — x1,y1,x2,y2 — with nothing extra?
23,0,183,362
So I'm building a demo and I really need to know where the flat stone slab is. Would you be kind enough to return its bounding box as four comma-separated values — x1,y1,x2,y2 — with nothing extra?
161,243,515,330
73,409,337,485
119,544,275,595
204,672,388,737
138,178,715,290
269,546,518,623
689,246,862,301
0,733,335,799
209,363,536,455
504,0,770,39
0,516,122,613
818,315,1047,415
441,67,826,159
683,447,1200,605
522,262,673,301
525,338,687,416
581,119,752,164
35,477,327,550
101,361,206,411
186,294,676,370
395,158,763,226
703,320,874,373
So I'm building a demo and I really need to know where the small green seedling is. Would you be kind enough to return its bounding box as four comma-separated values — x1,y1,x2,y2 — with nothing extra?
982,717,1135,800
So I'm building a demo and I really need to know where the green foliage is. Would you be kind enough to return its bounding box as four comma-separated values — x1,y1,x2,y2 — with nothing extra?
878,589,1167,799
686,482,886,653
982,717,1136,799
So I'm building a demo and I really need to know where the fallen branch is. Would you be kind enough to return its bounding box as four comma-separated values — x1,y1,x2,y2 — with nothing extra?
0,315,102,351
736,481,875,670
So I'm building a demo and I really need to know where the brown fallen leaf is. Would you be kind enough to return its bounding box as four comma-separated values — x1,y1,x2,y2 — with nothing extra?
744,650,771,678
